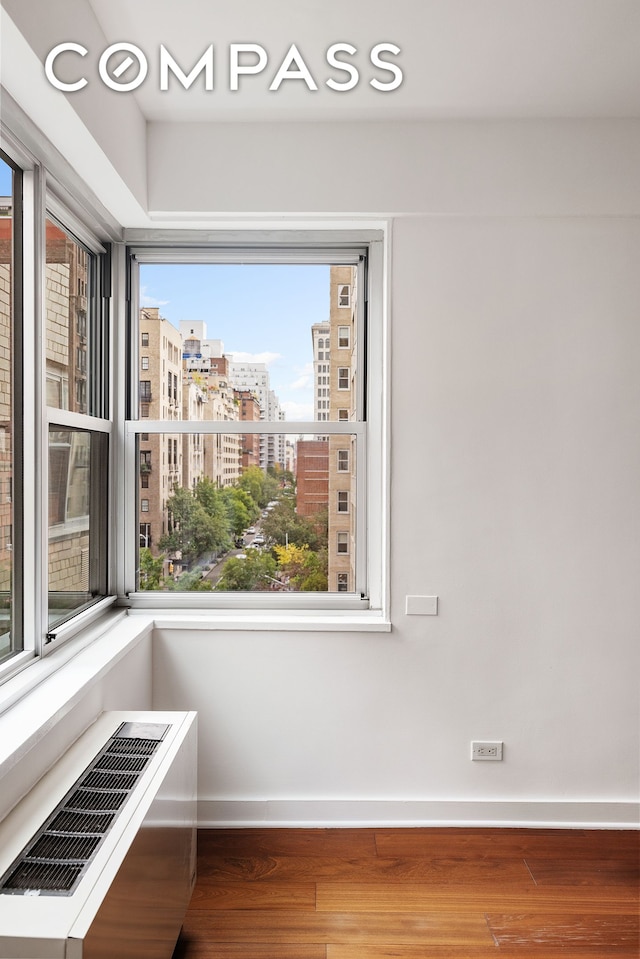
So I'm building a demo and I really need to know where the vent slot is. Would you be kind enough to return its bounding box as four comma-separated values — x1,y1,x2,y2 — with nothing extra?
3,861,84,894
0,722,170,897
28,834,101,862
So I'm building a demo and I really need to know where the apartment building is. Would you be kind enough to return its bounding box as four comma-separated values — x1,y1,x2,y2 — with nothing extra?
138,308,182,573
237,389,261,471
295,440,329,518
229,360,286,471
327,266,358,593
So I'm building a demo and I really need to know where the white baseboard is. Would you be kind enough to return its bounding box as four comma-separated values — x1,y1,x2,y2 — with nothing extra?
197,799,639,829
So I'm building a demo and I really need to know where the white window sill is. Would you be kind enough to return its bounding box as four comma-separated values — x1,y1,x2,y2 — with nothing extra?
128,608,391,632
0,612,154,779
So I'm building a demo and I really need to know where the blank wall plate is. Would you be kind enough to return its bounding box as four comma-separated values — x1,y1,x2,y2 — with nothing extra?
406,595,438,615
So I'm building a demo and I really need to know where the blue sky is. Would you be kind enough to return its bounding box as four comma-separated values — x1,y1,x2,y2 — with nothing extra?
141,262,330,421
0,158,11,194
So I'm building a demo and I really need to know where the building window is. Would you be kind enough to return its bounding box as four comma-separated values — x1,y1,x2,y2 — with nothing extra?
338,367,350,390
141,498,149,512
338,409,349,421
337,531,349,554
141,356,149,370
338,326,350,348
337,573,349,591
337,491,349,513
337,449,349,472
338,284,351,308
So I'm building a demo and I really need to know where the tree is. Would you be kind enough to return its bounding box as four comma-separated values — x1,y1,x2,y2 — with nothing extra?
261,500,322,550
173,568,213,591
159,486,228,564
194,477,233,549
239,465,279,508
273,543,328,591
138,547,164,590
215,550,276,591
220,485,259,537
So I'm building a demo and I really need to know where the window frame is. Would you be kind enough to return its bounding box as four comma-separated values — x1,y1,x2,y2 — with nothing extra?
0,125,116,686
122,235,388,615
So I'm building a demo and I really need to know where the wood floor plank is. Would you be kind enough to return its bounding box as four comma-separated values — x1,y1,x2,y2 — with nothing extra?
189,879,316,910
315,881,637,915
199,854,534,883
486,912,640,948
525,856,640,886
174,939,326,959
198,827,378,858
175,827,639,959
374,828,640,861
182,909,495,946
327,948,506,959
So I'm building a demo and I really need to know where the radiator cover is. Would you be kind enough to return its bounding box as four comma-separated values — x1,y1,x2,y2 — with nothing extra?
0,711,197,959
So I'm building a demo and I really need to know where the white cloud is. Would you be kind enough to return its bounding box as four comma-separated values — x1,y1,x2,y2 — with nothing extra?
139,286,169,308
280,399,314,422
290,362,314,390
230,350,282,367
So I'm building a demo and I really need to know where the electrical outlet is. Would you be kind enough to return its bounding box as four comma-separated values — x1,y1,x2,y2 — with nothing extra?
471,741,503,761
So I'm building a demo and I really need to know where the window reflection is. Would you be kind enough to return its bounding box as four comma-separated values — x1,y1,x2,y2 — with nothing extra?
45,219,90,415
0,157,15,659
48,428,107,629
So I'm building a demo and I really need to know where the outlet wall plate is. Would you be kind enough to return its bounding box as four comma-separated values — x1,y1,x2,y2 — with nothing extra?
471,741,503,761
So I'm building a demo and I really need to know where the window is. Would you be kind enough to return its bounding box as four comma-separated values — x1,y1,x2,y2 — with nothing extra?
124,241,383,607
337,573,349,591
141,332,149,347
0,136,112,680
141,356,149,370
0,152,18,665
338,284,351,308
338,326,350,348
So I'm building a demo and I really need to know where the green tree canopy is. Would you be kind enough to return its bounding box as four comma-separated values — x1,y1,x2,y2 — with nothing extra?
215,549,277,591
159,486,229,563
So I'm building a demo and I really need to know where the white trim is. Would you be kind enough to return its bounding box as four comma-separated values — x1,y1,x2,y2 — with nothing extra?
126,420,365,435
133,610,391,631
196,799,640,830
46,408,112,433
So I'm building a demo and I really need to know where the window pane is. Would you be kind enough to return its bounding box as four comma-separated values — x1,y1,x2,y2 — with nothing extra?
139,262,359,425
134,259,362,595
46,218,94,415
0,156,17,661
135,432,358,593
48,427,107,629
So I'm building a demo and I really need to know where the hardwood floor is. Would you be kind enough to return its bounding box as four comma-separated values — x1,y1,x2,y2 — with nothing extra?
173,827,639,958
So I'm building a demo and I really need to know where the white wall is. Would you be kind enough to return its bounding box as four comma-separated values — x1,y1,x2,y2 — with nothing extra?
1,9,638,824
0,625,153,822
152,210,640,826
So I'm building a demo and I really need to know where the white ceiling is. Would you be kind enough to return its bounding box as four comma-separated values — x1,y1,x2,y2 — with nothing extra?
83,0,640,122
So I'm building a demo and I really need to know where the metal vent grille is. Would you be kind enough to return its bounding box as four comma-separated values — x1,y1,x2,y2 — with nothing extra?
0,722,169,897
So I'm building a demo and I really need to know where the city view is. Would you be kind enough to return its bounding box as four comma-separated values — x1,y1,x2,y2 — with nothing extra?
135,263,358,593
1,153,362,634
